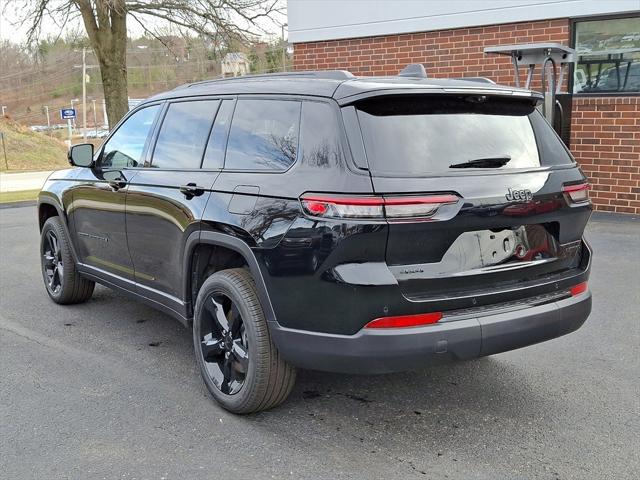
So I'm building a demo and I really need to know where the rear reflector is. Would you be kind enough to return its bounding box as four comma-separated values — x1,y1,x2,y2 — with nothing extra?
562,183,590,204
300,194,458,220
365,312,443,329
570,282,588,297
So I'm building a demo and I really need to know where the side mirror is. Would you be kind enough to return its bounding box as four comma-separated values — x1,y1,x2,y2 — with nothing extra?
68,143,94,167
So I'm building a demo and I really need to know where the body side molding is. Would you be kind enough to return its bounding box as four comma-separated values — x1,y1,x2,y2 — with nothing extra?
80,270,189,326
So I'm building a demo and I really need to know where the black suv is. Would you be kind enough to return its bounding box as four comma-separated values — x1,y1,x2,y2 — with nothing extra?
38,66,593,413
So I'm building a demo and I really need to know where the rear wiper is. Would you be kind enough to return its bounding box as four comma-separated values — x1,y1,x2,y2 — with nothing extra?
449,155,511,169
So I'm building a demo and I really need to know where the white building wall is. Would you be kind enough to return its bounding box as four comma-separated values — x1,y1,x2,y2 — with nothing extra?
288,0,640,43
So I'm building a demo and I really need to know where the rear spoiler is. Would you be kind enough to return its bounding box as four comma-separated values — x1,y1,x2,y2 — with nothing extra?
336,87,543,106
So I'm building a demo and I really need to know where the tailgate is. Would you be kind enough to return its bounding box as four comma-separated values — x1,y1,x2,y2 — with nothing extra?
348,93,592,302
371,170,590,300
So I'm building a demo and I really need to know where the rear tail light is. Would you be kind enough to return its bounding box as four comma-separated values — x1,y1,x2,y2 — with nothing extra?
562,183,590,205
365,312,443,329
570,281,588,297
300,194,458,220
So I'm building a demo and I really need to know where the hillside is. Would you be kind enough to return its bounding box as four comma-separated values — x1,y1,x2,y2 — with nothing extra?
0,118,69,171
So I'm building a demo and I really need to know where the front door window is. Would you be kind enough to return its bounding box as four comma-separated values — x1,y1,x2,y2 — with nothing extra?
100,105,160,168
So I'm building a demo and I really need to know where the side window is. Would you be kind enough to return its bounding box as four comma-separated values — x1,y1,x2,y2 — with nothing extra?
100,105,160,169
300,101,342,168
202,99,234,170
151,100,220,169
225,99,301,171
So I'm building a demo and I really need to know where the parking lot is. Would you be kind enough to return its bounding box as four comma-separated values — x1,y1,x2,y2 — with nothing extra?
1,205,638,479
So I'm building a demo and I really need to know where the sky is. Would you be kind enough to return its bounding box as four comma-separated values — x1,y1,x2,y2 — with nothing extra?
0,0,286,44
1,0,88,42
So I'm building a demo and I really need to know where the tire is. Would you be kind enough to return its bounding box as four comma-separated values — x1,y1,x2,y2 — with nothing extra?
193,268,296,414
40,216,95,304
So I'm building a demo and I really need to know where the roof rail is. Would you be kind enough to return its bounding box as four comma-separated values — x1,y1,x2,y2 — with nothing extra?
398,63,428,79
181,70,355,89
459,77,496,84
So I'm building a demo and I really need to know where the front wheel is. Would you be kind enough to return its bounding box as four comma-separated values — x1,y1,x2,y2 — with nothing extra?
40,216,95,304
193,268,296,414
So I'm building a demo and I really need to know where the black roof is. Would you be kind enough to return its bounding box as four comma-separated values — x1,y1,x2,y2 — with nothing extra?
145,67,542,105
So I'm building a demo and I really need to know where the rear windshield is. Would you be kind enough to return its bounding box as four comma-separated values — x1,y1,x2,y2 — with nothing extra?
354,95,572,176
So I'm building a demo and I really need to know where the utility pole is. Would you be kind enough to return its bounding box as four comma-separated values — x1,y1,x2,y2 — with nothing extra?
82,47,87,141
73,47,98,138
281,23,288,72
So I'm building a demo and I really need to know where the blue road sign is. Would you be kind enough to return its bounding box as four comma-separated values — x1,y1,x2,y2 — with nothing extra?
60,108,76,120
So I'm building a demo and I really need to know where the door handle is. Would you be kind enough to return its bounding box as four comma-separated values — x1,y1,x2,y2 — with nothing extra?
108,178,127,190
179,183,205,198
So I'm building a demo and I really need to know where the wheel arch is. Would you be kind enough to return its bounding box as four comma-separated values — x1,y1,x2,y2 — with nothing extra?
183,230,278,326
38,198,80,264
38,200,61,231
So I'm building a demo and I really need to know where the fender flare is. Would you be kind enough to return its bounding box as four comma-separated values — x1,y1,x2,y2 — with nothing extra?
183,230,278,325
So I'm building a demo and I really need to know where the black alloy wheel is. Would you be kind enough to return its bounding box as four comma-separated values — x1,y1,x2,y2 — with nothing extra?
40,216,95,304
199,293,249,395
193,268,296,414
42,229,64,295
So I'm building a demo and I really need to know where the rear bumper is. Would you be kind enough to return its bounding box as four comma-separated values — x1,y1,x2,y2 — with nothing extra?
269,291,592,374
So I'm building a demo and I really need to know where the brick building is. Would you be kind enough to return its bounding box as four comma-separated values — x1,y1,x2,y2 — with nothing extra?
289,1,640,214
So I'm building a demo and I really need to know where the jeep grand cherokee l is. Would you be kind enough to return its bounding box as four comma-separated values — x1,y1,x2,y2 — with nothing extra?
38,67,592,414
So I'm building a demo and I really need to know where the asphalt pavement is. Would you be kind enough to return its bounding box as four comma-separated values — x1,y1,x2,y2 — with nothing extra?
1,205,638,480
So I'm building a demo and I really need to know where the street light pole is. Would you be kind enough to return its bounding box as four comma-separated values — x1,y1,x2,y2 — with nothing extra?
281,23,288,72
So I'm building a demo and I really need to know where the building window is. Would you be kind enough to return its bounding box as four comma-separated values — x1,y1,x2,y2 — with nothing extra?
573,17,640,94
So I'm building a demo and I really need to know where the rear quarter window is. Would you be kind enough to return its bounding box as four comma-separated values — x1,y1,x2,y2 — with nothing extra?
299,101,343,168
225,99,301,171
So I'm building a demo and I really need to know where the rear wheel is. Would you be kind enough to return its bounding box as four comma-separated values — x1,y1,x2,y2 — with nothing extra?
193,268,296,414
40,216,95,304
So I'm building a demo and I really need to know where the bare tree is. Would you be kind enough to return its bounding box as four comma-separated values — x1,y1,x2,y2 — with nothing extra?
13,0,282,127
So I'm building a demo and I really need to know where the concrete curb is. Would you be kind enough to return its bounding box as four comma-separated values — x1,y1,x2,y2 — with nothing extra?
591,211,639,223
0,200,37,209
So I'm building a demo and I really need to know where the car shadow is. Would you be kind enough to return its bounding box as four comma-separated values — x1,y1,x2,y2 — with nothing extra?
72,286,559,461
286,355,551,422
84,285,554,425
244,352,560,471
